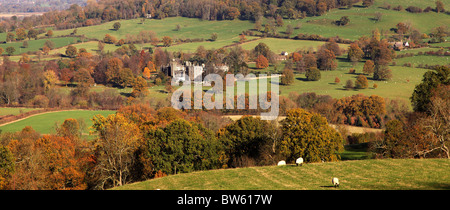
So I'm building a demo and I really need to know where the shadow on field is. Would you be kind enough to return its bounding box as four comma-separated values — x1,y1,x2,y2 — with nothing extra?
320,186,338,189
421,182,450,190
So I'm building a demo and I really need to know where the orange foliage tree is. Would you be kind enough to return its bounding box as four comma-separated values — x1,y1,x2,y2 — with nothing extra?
255,54,269,69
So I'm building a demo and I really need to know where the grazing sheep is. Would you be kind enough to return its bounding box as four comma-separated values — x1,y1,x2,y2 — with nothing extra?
332,177,339,187
296,157,304,166
277,160,286,166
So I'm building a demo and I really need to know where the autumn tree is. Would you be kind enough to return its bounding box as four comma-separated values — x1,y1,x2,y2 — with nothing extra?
116,104,156,130
336,16,350,26
411,66,450,113
210,33,218,41
363,0,374,7
162,36,172,47
91,113,142,189
0,145,15,189
57,118,81,139
43,70,58,91
291,52,302,62
305,67,321,81
226,7,240,20
281,68,294,85
345,79,354,90
280,108,343,163
46,30,53,37
255,54,269,69
142,67,151,79
422,84,450,158
355,75,369,89
131,77,149,98
65,45,78,58
5,46,15,56
347,43,364,65
335,77,341,84
33,135,88,190
218,116,276,167
27,29,38,40
363,60,375,75
317,47,337,70
6,32,15,42
239,34,247,43
144,119,222,175
15,28,26,41
105,58,134,88
303,53,317,69
113,22,121,31
373,64,392,81
275,15,284,27
103,34,117,44
436,1,445,13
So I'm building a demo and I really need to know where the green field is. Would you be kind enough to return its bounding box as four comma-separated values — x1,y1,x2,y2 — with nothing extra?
113,158,450,190
274,1,450,41
239,38,349,54
46,17,258,53
395,55,450,66
0,37,80,55
0,1,447,57
0,110,115,134
0,107,41,116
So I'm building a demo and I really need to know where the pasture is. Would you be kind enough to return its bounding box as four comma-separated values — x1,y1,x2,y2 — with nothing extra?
239,38,349,53
0,110,115,134
0,37,80,55
113,158,450,190
0,107,41,116
274,1,450,40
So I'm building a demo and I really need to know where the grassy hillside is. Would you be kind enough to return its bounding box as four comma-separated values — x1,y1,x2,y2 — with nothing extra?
277,1,450,40
0,110,115,134
0,107,41,116
0,37,80,55
113,159,450,190
279,61,428,103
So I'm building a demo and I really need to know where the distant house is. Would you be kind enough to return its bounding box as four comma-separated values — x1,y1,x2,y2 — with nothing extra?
393,42,404,51
390,41,411,51
161,59,188,83
274,54,287,61
161,60,228,85
281,51,289,56
145,13,152,19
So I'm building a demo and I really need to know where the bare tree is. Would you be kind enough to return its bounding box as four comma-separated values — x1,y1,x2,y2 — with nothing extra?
422,87,450,158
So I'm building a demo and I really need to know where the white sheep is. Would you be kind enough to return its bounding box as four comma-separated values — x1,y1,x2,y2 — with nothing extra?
296,157,304,166
277,160,286,166
332,177,339,187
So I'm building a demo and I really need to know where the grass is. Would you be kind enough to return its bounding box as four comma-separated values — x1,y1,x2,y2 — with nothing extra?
274,2,450,41
239,38,349,54
112,158,450,190
395,55,450,66
0,107,41,116
340,143,373,160
0,37,80,55
277,59,428,105
0,110,115,134
46,17,257,53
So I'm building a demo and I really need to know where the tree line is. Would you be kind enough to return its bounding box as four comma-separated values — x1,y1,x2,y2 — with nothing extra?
1,0,366,33
0,106,343,189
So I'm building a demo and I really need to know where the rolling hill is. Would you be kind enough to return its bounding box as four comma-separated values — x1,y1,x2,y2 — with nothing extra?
112,158,450,190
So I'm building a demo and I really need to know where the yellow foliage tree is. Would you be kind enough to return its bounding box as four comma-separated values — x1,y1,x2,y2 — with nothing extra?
91,113,142,189
280,108,343,163
143,67,151,79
